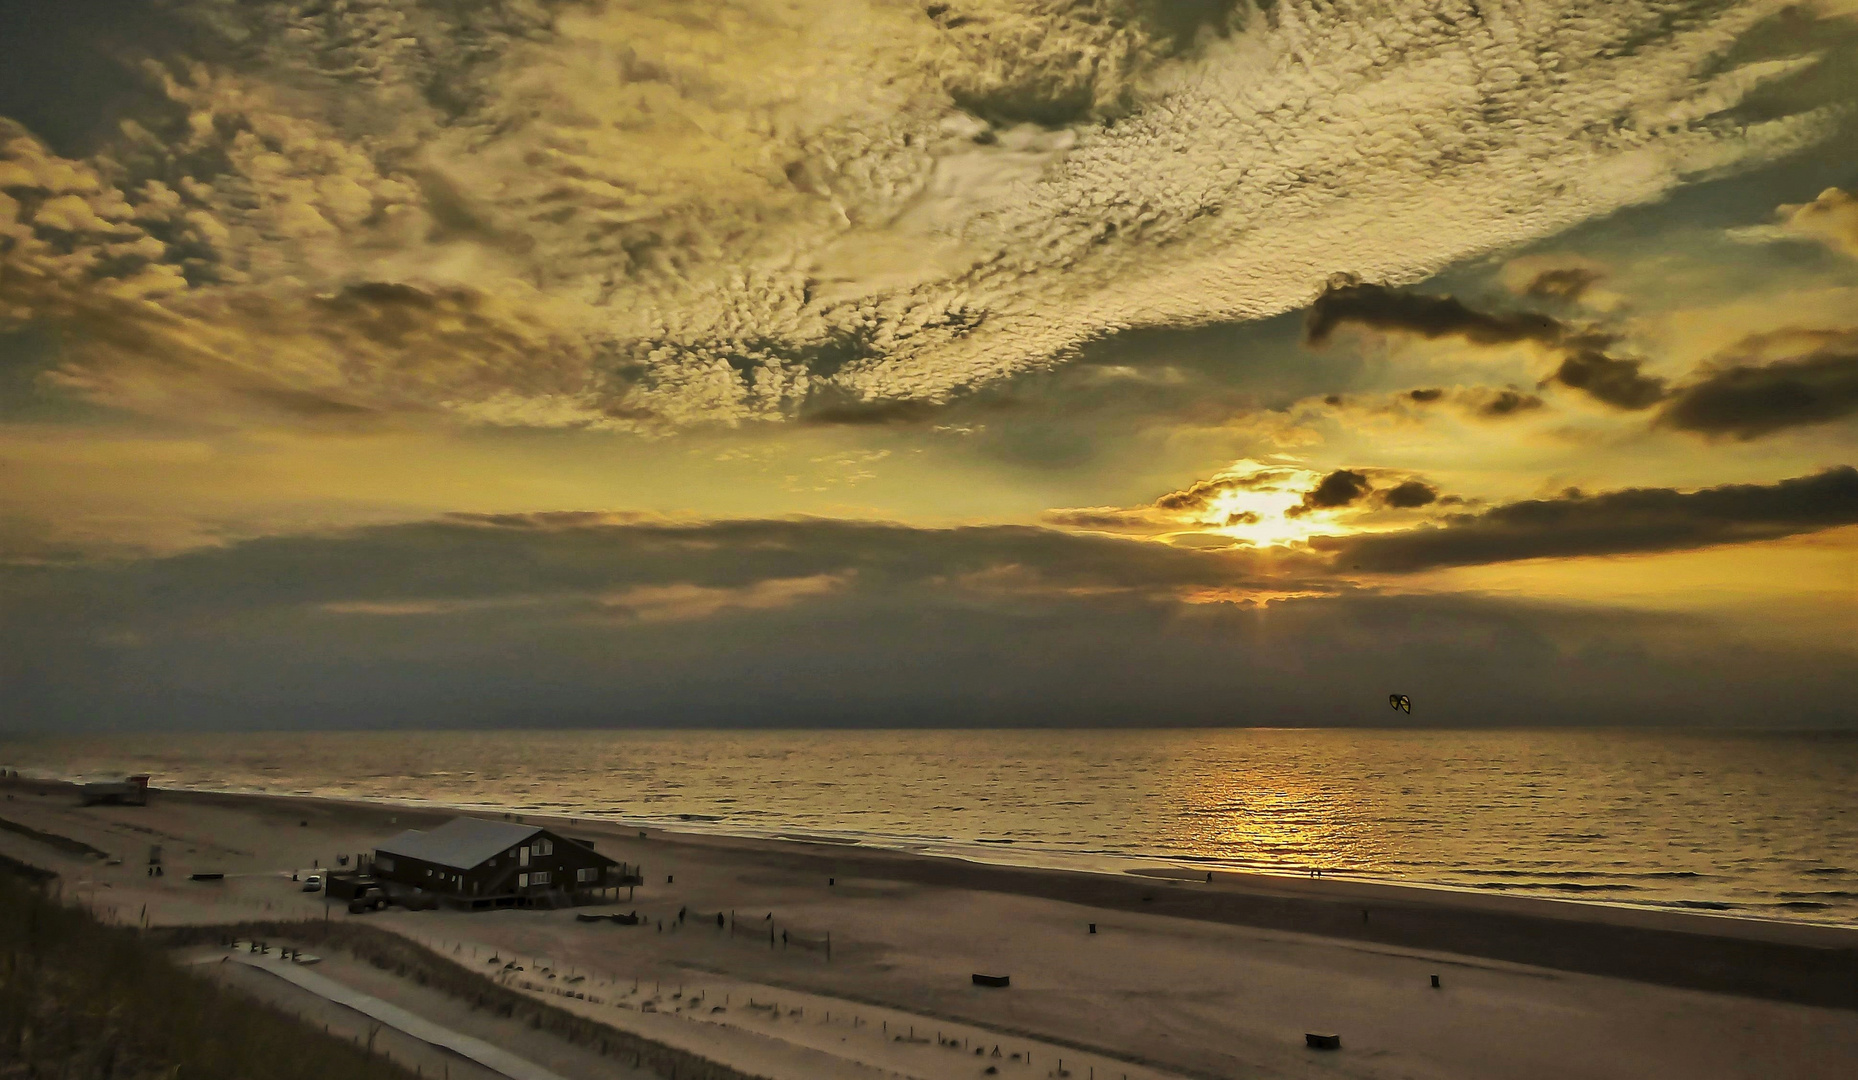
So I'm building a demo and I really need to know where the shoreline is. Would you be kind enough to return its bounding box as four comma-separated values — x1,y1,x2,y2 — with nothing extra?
20,770,1855,934
20,779,1850,1008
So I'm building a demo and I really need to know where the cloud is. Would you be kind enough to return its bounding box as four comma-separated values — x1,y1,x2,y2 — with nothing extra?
0,0,1836,429
1038,506,1175,533
1521,267,1604,302
1305,275,1562,348
1547,342,1669,410
1317,467,1858,572
4,511,1853,730
1305,277,1667,411
1777,187,1858,258
798,398,943,426
1376,480,1439,509
1050,460,1446,545
1659,328,1858,439
1473,388,1546,418
1388,385,1543,419
1288,468,1372,516
1498,254,1615,308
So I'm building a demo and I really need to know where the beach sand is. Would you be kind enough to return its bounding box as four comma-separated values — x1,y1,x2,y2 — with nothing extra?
4,778,1855,1080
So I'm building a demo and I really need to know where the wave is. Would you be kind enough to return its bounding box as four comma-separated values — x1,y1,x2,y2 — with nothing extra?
1468,882,1639,893
1447,869,1702,881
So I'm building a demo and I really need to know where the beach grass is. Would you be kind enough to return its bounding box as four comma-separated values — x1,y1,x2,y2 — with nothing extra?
0,868,419,1080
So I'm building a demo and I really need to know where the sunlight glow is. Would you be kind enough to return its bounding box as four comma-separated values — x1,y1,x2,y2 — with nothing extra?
1168,461,1351,547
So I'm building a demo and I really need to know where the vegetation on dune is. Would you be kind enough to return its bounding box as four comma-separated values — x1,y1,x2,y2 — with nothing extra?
157,920,765,1080
0,869,419,1080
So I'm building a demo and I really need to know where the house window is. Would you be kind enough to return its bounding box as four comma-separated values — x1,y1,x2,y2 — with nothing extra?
519,846,530,867
518,873,528,888
575,867,597,883
531,871,551,886
533,838,554,856
376,857,394,872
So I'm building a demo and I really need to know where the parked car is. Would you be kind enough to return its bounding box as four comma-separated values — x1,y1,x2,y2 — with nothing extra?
347,886,388,914
301,874,323,893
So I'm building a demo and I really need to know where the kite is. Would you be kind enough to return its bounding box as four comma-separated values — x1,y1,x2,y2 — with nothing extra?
1389,694,1411,714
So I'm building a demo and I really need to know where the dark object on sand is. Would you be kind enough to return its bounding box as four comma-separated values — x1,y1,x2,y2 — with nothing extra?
575,912,605,923
1306,1032,1341,1050
348,887,388,914
1390,694,1410,714
189,872,224,881
972,973,1010,988
80,775,150,806
1431,974,1441,988
1088,923,1096,934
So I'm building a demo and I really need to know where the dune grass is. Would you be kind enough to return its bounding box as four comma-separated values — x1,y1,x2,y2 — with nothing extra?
0,869,419,1080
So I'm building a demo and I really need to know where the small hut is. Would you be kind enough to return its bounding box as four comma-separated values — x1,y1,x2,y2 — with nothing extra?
79,775,150,806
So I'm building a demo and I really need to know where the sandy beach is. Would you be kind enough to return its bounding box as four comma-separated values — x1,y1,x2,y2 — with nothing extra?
4,777,1856,1080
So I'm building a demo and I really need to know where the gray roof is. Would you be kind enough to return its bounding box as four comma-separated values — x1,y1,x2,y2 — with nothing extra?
375,817,542,870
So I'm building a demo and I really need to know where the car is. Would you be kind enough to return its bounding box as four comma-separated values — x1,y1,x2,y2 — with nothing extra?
347,886,388,914
301,874,323,893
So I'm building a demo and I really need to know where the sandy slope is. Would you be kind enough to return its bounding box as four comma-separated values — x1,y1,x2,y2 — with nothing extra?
3,780,1855,1080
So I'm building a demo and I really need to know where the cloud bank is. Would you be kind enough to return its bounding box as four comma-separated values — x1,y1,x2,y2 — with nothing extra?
5,512,1852,731
1317,467,1858,572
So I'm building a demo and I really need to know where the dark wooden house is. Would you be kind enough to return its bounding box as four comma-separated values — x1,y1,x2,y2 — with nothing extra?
372,817,633,909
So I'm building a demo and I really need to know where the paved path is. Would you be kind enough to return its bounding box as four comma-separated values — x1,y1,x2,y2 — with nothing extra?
223,953,571,1080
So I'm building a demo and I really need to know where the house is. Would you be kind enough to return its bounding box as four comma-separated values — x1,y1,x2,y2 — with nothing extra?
80,775,150,806
371,816,637,909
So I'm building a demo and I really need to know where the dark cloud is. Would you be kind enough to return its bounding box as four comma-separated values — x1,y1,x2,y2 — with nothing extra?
1037,507,1166,532
1306,277,1665,412
1305,275,1563,348
1407,387,1445,403
1549,343,1668,410
4,514,1852,731
1317,467,1858,572
1290,469,1372,515
799,398,942,426
1660,334,1858,439
1153,469,1296,512
1520,266,1603,302
1469,387,1545,418
1376,480,1439,509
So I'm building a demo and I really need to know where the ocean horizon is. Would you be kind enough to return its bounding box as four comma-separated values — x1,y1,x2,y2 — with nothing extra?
5,727,1855,926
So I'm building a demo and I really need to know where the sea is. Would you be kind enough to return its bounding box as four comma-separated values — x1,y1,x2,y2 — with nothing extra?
4,728,1855,926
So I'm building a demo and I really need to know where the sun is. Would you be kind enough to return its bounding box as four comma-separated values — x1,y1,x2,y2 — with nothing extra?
1168,462,1354,548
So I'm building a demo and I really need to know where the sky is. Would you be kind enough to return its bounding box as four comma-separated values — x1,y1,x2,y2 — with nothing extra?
2,0,1856,731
